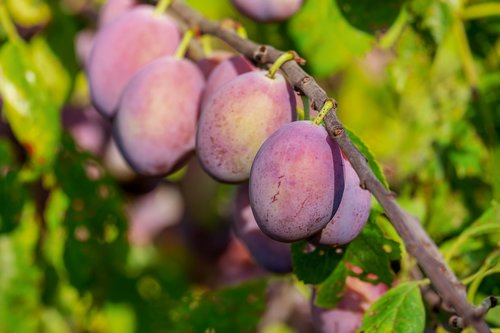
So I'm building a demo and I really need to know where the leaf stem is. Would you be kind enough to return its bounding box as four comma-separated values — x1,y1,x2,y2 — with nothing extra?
175,28,195,59
453,19,479,89
443,224,500,262
461,3,500,20
0,3,22,45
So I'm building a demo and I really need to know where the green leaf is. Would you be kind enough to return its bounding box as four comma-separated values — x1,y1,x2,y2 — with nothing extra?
314,263,347,307
170,279,268,332
0,203,42,333
0,139,27,234
6,0,51,27
345,214,401,285
0,42,61,173
359,282,425,333
292,240,346,284
336,0,405,34
408,0,454,44
346,128,389,189
288,0,373,76
30,36,71,107
54,135,129,297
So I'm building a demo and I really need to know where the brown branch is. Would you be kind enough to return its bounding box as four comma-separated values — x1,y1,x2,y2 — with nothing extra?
168,1,491,331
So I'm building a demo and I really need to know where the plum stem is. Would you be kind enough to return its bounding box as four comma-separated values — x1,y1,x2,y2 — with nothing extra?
313,100,335,126
175,28,195,59
154,0,172,16
0,4,22,46
266,51,295,79
201,35,213,57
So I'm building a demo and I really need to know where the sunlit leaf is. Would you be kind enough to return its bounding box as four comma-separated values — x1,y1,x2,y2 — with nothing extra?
0,42,61,173
288,0,373,76
170,279,268,332
360,282,425,333
6,0,51,27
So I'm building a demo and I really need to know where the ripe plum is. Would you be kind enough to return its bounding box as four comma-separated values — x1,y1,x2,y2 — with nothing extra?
88,5,180,117
114,57,204,176
249,121,344,242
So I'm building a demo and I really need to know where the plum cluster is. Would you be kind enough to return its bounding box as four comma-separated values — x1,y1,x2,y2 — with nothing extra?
85,0,371,273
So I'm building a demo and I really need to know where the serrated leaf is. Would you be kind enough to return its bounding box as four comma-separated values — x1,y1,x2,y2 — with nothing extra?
288,0,373,76
314,262,347,307
359,282,425,333
170,279,268,332
292,240,346,284
345,214,401,285
336,0,405,34
0,42,61,172
346,128,389,189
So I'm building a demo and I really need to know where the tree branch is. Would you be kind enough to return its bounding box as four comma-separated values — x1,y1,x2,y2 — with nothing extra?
169,1,490,331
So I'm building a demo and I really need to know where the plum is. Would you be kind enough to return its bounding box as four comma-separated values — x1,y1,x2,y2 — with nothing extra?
61,106,110,156
99,0,136,27
196,70,296,183
249,121,344,242
102,138,137,182
312,152,371,246
196,50,234,78
127,182,184,245
201,55,255,107
233,184,292,273
88,5,180,117
231,0,303,22
75,29,95,68
114,57,205,176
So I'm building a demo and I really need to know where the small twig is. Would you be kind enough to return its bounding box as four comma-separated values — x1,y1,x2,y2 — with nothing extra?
168,1,491,331
450,296,497,330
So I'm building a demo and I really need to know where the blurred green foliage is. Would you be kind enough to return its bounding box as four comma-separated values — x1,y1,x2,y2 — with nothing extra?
0,0,498,332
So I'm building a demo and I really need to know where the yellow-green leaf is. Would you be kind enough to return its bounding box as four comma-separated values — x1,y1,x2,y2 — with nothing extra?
0,42,61,173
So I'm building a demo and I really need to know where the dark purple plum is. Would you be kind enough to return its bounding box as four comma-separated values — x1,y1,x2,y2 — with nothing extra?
312,153,371,246
231,0,303,22
233,184,292,273
249,121,344,242
196,70,296,183
88,5,180,117
114,56,204,176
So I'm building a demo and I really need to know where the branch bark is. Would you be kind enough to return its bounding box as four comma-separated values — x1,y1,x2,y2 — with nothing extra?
169,1,490,331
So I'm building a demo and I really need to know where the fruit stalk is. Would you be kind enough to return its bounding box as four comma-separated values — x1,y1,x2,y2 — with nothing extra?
168,1,490,331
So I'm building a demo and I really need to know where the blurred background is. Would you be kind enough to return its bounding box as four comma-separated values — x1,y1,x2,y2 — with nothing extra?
0,0,498,332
